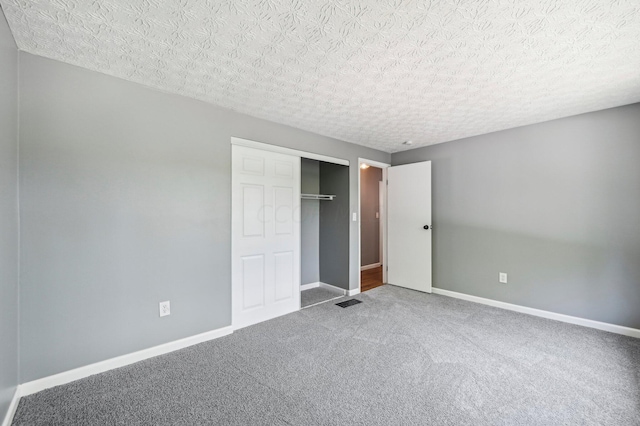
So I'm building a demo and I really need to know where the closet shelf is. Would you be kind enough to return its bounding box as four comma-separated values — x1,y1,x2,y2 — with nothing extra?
301,193,336,201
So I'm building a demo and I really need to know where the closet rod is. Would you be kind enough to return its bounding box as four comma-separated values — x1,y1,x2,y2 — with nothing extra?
301,193,336,201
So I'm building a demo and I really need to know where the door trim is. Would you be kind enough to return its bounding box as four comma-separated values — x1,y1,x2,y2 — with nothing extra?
357,158,390,294
231,137,349,166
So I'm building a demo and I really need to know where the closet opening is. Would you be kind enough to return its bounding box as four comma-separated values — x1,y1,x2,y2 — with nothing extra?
231,137,352,328
300,158,350,308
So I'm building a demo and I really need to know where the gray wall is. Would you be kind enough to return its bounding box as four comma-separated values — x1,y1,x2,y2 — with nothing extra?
18,52,390,382
319,163,350,290
0,7,19,420
392,103,640,329
360,166,382,266
301,159,319,285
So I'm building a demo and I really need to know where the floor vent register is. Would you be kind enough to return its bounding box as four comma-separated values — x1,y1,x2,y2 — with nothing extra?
335,299,362,308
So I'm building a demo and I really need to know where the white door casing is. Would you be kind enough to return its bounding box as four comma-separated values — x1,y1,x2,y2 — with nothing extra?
379,180,384,271
232,145,301,329
387,161,432,293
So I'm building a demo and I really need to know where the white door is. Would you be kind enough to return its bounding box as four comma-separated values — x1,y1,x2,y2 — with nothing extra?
387,161,432,293
232,145,301,329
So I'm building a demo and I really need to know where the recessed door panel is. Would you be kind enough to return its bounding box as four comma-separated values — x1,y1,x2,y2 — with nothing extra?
274,160,294,179
242,156,265,175
241,255,265,310
274,251,294,301
274,187,293,235
243,185,264,237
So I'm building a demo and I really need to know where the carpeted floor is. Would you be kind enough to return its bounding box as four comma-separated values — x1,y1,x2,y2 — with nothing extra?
301,286,344,308
13,285,640,425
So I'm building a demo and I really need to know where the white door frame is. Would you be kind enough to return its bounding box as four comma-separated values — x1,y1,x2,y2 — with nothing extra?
231,137,349,329
357,158,390,293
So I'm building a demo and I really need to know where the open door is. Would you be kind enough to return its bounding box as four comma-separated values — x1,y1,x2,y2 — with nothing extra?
387,161,432,293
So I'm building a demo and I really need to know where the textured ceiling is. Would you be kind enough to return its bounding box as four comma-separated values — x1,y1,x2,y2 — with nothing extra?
2,0,640,152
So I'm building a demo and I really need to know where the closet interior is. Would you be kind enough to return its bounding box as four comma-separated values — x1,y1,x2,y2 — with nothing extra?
300,158,350,308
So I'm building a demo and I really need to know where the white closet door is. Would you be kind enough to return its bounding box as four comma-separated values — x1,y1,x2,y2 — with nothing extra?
387,161,432,293
232,145,300,329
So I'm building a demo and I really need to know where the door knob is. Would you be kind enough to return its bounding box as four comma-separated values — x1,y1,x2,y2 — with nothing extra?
423,225,430,230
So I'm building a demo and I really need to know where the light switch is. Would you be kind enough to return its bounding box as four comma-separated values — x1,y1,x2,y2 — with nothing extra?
352,212,357,221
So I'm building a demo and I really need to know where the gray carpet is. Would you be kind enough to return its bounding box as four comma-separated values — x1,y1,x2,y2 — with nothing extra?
13,285,640,425
301,286,344,308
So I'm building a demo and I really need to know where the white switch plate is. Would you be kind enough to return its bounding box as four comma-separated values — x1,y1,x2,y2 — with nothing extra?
499,273,507,284
352,212,357,221
159,300,171,317
375,212,379,219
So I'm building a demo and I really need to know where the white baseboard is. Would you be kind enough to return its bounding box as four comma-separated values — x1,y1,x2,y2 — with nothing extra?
360,263,381,271
432,288,640,339
347,288,361,296
19,326,233,397
2,387,21,426
319,282,347,295
300,282,320,291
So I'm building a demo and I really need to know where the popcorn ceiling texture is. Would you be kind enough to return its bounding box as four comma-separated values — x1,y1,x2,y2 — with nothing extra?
2,0,640,152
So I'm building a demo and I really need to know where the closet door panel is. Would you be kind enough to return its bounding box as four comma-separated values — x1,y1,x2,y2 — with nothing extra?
232,145,300,329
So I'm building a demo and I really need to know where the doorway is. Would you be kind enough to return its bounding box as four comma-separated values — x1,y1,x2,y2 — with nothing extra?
358,159,390,293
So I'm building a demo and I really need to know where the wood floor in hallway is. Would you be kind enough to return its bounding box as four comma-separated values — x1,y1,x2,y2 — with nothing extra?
361,265,384,292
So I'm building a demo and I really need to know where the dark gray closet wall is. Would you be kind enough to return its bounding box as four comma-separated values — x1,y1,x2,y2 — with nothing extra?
319,162,350,290
301,159,320,285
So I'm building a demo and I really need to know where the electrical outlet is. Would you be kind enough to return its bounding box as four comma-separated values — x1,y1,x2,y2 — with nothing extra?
499,273,507,284
159,301,171,317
